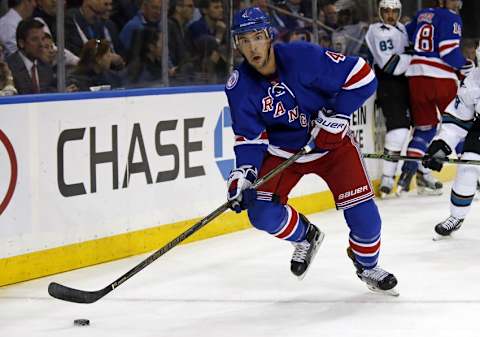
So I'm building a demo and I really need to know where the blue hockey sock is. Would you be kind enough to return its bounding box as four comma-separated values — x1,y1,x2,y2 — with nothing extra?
403,126,437,172
344,200,381,269
248,201,307,242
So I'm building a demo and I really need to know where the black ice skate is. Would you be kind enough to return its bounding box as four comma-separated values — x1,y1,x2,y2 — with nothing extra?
416,171,443,196
290,219,325,280
433,216,464,241
346,247,399,296
396,170,414,195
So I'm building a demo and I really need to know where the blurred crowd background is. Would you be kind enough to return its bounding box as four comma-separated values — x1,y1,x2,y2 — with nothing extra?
0,0,479,95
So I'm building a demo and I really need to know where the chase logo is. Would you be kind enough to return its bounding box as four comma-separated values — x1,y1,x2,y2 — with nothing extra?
214,107,235,180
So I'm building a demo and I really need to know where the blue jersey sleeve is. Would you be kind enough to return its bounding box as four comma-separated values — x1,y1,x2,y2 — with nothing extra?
405,17,417,43
294,44,377,117
438,11,466,69
225,70,268,171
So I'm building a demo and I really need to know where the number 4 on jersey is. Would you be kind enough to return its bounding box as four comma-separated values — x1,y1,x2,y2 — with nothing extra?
325,50,346,63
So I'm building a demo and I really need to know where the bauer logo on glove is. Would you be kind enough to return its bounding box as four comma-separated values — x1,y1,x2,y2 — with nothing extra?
308,109,350,151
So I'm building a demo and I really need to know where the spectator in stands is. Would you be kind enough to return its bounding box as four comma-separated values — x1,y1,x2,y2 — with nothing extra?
286,27,311,42
7,19,56,94
0,0,37,56
98,0,125,60
33,0,56,39
250,0,282,40
188,0,228,83
331,1,368,58
189,0,226,47
318,28,332,48
67,38,123,91
127,28,176,87
64,0,107,57
168,0,195,71
110,0,139,30
461,38,479,67
0,61,18,95
322,3,338,33
39,32,56,66
119,0,162,52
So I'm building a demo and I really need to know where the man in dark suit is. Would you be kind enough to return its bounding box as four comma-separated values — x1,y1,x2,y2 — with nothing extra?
7,19,56,94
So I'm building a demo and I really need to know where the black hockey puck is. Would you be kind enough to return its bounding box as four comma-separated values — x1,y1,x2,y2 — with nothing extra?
73,319,90,326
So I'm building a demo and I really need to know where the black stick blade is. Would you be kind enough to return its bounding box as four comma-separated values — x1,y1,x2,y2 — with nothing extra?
48,282,108,304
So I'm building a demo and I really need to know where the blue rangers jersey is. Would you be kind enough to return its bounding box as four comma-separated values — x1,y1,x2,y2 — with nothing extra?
224,42,377,172
405,7,466,80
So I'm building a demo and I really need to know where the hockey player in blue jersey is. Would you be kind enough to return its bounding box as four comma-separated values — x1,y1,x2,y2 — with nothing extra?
397,0,473,194
224,7,398,295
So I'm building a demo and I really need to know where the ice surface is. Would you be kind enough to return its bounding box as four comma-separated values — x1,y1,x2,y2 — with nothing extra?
1,182,479,337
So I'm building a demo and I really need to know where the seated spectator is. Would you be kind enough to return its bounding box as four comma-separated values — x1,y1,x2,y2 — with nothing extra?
322,3,338,34
318,28,332,49
119,0,162,53
110,0,139,31
99,0,125,62
331,2,368,57
126,29,176,87
39,32,55,66
67,38,123,92
287,27,311,42
461,38,479,67
0,61,17,95
65,0,108,57
168,0,195,71
7,19,56,94
34,17,80,66
33,0,56,39
0,0,37,57
188,0,228,83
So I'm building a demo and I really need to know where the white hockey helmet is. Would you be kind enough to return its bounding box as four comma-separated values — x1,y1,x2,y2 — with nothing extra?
378,0,402,24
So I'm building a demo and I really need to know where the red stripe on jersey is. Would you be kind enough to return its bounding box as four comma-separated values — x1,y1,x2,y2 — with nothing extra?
439,42,458,52
406,150,423,157
410,59,456,73
349,239,381,255
343,62,372,89
275,208,299,239
235,131,268,142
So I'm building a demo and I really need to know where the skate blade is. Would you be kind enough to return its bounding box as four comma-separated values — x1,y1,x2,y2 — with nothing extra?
296,231,325,281
417,187,443,196
395,186,409,196
379,191,398,200
432,233,452,241
367,284,400,297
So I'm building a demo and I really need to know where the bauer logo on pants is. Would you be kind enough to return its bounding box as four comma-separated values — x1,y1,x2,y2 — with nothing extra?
0,130,18,216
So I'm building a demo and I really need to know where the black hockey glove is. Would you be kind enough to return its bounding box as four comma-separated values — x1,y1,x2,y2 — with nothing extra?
423,139,452,172
382,54,401,75
227,165,257,213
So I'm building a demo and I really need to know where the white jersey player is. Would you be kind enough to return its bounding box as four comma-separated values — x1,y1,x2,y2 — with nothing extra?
364,0,412,198
423,68,480,238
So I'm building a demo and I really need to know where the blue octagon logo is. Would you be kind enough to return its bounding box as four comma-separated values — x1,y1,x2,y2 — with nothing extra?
214,106,235,180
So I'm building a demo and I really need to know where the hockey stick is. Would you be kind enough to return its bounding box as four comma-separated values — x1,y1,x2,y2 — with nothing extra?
362,153,480,166
48,147,308,304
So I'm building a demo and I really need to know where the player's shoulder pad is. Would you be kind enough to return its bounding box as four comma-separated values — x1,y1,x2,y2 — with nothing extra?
275,41,328,65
